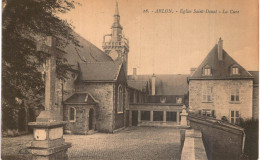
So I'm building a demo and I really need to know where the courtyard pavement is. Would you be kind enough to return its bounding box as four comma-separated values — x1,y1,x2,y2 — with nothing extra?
2,126,182,160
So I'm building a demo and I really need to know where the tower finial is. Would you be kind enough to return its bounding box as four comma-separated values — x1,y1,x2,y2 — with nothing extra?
115,0,119,16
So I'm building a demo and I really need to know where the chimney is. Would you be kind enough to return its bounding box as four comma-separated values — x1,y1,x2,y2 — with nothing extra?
218,37,223,61
133,68,137,75
152,74,156,95
190,68,197,75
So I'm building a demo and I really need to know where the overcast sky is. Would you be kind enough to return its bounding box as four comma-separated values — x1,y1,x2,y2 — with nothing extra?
61,0,259,75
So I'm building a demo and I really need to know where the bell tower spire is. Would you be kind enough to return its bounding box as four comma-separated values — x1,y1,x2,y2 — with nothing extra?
102,0,129,75
114,0,119,16
111,0,122,42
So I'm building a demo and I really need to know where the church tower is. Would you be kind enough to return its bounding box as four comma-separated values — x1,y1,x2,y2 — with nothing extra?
102,0,129,75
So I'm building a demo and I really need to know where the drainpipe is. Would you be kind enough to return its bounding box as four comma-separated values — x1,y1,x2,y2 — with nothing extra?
242,130,246,153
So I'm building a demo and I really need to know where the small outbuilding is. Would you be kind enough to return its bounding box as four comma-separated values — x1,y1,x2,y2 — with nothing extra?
63,92,98,135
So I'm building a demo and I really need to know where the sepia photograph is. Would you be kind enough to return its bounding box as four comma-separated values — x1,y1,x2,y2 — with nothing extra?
1,0,259,159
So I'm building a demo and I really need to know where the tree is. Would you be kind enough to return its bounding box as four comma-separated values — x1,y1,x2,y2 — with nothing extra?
2,0,80,132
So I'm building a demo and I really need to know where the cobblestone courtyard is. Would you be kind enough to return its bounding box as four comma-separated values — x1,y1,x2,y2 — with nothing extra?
2,127,182,160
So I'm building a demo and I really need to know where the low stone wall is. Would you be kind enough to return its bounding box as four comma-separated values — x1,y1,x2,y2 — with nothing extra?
188,113,245,160
181,129,208,160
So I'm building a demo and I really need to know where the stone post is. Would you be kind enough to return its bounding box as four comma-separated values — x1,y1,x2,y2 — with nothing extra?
163,111,167,123
180,106,188,126
138,110,141,125
177,111,180,125
129,110,132,127
28,36,71,160
150,110,153,122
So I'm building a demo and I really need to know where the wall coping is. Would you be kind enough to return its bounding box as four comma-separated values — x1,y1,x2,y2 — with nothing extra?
129,103,183,106
188,113,244,135
181,129,208,160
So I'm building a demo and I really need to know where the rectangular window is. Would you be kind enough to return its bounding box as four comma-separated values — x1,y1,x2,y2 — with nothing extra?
204,68,211,76
153,111,163,121
202,86,213,102
231,88,239,101
166,112,177,122
141,111,150,121
202,109,212,117
130,92,134,103
69,107,76,122
231,110,240,124
232,67,239,75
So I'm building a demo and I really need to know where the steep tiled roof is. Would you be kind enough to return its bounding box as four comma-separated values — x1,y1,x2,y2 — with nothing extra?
189,45,253,80
64,92,98,104
79,61,122,82
128,74,189,95
63,32,112,70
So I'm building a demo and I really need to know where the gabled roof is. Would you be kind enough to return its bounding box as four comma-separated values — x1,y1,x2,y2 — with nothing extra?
79,61,123,82
63,32,112,70
128,74,189,95
64,92,98,105
189,45,253,80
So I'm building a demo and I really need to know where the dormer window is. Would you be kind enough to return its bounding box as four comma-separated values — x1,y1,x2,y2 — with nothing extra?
231,67,239,75
203,65,212,76
230,64,240,75
176,97,182,104
160,97,166,103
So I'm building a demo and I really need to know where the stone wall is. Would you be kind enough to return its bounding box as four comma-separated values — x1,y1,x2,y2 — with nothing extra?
181,129,207,160
188,113,245,160
76,83,114,132
114,83,126,130
64,104,96,134
252,85,259,119
55,72,77,121
189,79,253,120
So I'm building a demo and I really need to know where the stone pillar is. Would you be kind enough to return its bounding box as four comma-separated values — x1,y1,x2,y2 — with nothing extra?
163,111,167,122
129,110,132,127
138,110,141,125
28,36,71,160
180,109,188,126
177,111,180,125
150,110,153,122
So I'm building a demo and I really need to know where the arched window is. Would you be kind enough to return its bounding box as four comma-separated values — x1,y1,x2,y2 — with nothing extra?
69,107,76,122
117,85,123,113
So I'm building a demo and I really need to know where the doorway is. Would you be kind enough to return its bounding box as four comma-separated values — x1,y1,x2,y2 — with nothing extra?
89,108,94,130
132,110,138,126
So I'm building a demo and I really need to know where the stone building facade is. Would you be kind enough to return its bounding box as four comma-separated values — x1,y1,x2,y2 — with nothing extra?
189,79,253,120
188,38,257,123
249,71,259,119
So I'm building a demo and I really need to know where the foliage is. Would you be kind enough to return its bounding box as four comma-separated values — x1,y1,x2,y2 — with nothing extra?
2,0,80,130
221,116,228,122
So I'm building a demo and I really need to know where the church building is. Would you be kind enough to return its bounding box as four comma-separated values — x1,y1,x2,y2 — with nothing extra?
54,1,258,134
56,1,143,134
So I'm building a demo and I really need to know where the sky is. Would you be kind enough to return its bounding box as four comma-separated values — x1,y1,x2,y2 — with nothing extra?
60,0,259,75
